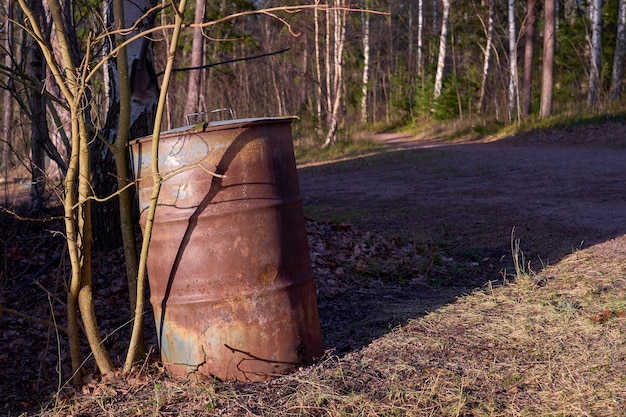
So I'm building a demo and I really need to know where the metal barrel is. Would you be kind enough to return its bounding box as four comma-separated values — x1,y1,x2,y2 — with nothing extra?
130,117,323,381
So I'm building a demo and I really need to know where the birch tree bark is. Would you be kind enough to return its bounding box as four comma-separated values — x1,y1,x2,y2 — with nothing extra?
587,0,603,107
508,0,519,121
417,0,423,75
322,0,347,148
314,4,323,125
477,0,495,113
434,0,451,99
540,0,555,118
521,0,537,116
610,0,626,100
360,2,371,124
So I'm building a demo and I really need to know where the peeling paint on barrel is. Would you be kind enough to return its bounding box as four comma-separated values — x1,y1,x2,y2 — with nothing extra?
130,117,323,381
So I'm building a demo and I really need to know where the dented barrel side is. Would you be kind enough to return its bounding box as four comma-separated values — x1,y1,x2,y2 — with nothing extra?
130,118,323,381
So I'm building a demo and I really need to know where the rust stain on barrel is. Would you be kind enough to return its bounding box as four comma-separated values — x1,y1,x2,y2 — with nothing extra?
130,118,323,381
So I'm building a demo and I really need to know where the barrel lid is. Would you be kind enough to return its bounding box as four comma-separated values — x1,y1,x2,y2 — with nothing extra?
130,116,298,145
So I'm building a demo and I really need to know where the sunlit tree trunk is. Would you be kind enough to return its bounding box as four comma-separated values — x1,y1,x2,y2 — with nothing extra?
587,0,603,107
417,0,423,75
610,0,626,100
508,0,519,121
322,0,347,148
325,6,332,126
521,0,537,117
478,0,495,113
434,0,451,99
540,0,555,118
360,2,370,124
183,0,206,119
314,5,323,126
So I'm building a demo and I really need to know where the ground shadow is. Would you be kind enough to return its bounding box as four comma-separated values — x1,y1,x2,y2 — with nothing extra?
298,135,626,353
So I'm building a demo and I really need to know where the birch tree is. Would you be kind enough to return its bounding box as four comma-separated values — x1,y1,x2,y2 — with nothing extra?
322,0,347,148
360,1,371,123
417,0,423,75
434,0,451,99
314,4,323,125
540,0,555,118
508,0,519,121
610,0,626,100
477,0,496,113
587,0,603,107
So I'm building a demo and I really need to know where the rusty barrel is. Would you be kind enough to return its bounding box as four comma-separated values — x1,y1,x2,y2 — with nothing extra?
130,117,323,381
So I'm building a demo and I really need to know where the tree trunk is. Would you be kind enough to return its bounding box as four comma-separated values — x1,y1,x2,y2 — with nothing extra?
92,0,158,251
521,0,537,117
610,0,626,100
508,0,519,122
587,0,603,107
322,0,347,148
325,6,332,126
540,0,555,118
2,0,13,172
434,0,451,99
433,0,438,34
360,3,371,124
478,0,496,114
25,4,49,215
183,0,206,120
314,4,323,126
417,0,423,75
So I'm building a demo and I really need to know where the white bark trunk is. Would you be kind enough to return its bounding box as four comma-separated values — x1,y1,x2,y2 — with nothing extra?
588,0,603,106
434,0,451,99
325,6,332,126
314,5,323,124
508,0,519,120
360,5,370,124
122,0,159,129
478,0,495,113
322,0,347,148
417,0,423,75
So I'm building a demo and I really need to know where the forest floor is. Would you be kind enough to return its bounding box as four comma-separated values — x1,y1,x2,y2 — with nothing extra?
2,120,626,415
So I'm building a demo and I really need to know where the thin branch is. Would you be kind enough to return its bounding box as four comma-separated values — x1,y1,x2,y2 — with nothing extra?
153,47,291,78
0,305,69,335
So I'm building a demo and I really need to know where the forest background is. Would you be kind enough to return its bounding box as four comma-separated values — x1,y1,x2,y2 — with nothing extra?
3,0,626,196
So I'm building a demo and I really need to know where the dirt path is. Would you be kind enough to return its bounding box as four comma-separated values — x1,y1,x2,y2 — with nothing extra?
299,122,626,282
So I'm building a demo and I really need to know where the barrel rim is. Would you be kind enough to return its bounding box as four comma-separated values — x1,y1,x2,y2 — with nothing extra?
129,116,298,146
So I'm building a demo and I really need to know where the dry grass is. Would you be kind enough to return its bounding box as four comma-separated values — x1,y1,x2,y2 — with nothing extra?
30,234,626,417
